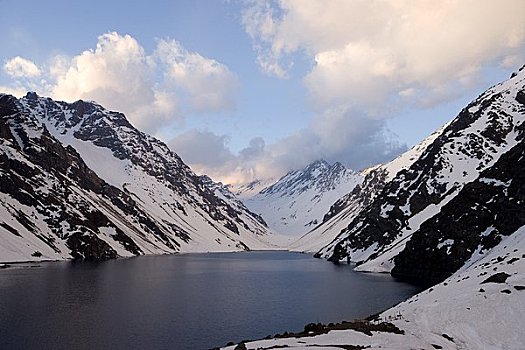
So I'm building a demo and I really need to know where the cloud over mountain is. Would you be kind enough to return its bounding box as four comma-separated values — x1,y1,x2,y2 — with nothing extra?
243,0,525,108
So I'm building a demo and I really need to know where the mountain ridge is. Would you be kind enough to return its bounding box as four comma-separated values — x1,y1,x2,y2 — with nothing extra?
0,92,275,262
304,64,525,285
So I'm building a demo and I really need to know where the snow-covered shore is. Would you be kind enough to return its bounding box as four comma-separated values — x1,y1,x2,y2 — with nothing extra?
222,226,525,350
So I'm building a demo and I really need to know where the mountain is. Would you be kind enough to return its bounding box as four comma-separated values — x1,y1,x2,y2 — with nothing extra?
306,65,525,285
289,126,445,253
0,92,274,262
236,160,363,235
233,178,276,200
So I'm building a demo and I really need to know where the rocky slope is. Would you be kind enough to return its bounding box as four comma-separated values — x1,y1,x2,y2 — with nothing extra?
311,65,525,285
0,93,274,262
237,160,363,235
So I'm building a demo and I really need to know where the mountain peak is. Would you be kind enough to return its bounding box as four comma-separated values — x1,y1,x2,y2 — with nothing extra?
240,159,362,235
307,159,330,169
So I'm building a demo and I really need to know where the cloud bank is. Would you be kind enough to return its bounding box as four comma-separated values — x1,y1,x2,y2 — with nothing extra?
243,0,525,106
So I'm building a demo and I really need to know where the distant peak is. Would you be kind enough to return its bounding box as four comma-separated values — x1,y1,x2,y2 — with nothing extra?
304,159,330,171
25,91,38,100
312,159,329,166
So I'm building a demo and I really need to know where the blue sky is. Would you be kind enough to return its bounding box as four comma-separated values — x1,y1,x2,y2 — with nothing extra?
1,0,524,183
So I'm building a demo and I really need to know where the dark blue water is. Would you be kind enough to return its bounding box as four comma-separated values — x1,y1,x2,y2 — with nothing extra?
0,251,420,349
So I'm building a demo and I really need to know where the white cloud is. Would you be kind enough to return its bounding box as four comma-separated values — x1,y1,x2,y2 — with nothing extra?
1,32,237,135
48,32,171,133
4,56,41,78
156,39,238,113
243,0,525,108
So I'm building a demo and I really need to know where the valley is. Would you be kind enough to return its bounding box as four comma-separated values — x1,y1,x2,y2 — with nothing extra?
1,63,524,350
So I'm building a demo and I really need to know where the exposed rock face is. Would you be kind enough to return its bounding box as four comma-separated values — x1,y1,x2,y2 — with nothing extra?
293,125,444,254
0,93,273,262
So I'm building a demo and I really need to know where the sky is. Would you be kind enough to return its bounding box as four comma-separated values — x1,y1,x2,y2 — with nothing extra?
1,0,524,184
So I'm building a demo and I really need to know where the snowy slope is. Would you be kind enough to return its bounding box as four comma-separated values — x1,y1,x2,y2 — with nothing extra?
232,178,276,200
222,225,525,350
238,160,363,235
290,125,446,253
0,93,275,262
319,65,525,274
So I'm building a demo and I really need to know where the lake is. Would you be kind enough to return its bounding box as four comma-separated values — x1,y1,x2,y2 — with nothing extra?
0,251,421,349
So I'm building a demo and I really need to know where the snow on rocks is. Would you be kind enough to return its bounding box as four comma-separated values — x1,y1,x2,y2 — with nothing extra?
237,160,363,237
0,93,276,262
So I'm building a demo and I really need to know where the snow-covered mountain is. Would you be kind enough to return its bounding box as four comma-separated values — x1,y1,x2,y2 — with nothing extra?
290,126,445,253
303,65,525,283
237,160,363,235
0,93,275,262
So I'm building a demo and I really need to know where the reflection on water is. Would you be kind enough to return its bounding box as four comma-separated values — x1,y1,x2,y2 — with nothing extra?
0,252,421,350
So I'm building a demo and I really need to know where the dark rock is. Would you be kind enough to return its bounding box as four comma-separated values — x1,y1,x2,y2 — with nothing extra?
481,272,511,284
233,342,247,350
392,136,525,285
442,334,454,342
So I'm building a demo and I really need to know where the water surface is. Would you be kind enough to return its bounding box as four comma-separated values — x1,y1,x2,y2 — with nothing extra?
0,251,421,349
